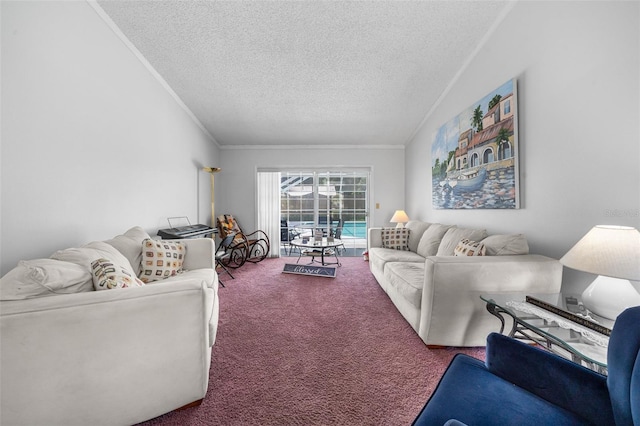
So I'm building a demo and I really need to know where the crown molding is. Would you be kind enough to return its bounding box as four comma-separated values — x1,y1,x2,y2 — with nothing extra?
220,144,404,151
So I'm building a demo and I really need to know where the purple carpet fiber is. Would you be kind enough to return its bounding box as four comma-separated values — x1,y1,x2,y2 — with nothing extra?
140,257,485,426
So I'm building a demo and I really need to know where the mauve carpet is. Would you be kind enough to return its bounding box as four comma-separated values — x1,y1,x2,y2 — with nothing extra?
141,257,485,426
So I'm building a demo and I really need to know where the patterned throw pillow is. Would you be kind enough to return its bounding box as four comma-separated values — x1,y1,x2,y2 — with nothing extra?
140,239,186,283
453,239,486,257
380,228,410,251
91,258,145,291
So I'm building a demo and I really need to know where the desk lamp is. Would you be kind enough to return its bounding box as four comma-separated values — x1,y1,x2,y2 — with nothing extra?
560,225,640,320
390,210,410,228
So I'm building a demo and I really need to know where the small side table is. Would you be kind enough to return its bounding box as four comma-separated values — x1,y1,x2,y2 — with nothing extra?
481,293,613,375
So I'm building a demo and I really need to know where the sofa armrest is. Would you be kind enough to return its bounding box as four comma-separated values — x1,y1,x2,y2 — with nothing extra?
368,227,383,251
486,333,614,424
0,280,215,425
418,254,563,346
179,237,215,270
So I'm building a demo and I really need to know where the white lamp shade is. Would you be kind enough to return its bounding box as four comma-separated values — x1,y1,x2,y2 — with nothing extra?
390,210,409,224
559,225,640,281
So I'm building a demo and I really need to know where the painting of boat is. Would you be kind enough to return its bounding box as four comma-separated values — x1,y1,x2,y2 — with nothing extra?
445,167,487,194
431,79,520,209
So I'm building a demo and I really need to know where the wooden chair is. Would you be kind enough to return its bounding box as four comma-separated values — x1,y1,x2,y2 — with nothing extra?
216,214,270,268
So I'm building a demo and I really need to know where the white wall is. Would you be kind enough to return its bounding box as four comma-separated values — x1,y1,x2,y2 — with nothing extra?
405,1,639,292
1,1,220,274
217,146,405,231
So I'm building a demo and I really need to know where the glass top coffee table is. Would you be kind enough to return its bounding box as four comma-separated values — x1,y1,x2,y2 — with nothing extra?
481,293,614,374
290,237,343,266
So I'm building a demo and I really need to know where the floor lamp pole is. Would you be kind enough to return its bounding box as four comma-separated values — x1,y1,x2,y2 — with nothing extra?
203,167,221,229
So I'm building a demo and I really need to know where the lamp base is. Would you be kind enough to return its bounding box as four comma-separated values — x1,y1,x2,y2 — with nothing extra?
395,223,405,228
581,275,640,320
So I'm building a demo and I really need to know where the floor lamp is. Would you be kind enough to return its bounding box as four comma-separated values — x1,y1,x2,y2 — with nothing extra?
202,167,221,229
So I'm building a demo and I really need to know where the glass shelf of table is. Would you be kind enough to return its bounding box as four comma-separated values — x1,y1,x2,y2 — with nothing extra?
481,293,614,374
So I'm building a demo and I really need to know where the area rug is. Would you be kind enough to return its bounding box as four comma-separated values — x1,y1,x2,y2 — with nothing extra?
282,263,337,278
139,257,485,426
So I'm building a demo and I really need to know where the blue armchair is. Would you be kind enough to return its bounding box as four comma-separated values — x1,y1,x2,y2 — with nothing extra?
413,306,640,426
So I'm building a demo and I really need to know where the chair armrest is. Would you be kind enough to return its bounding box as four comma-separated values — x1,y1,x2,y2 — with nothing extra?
368,227,383,250
485,333,615,424
179,238,215,270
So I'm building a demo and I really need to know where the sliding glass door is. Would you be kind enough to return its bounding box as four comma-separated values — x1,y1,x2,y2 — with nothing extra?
280,170,369,255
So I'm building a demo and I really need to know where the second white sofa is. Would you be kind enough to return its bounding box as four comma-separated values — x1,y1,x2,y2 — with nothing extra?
368,220,562,347
0,227,219,426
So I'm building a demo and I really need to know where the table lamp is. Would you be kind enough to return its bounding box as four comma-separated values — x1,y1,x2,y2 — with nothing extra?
559,225,640,320
390,210,409,228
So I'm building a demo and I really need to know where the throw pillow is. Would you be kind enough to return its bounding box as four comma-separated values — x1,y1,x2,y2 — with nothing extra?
481,234,529,255
380,228,410,251
416,224,453,257
454,239,486,257
0,259,93,300
437,227,489,256
91,258,145,291
140,239,186,283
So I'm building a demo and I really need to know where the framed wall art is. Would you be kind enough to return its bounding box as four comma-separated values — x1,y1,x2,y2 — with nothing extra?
431,79,519,209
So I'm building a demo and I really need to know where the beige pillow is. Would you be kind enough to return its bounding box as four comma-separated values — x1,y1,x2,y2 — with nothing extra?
380,228,410,251
405,221,432,252
140,239,186,283
454,239,486,257
437,227,489,256
91,258,145,291
0,259,93,300
481,234,529,255
416,224,453,257
104,226,151,275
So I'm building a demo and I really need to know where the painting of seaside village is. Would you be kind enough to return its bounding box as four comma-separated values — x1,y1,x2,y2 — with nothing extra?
431,79,519,209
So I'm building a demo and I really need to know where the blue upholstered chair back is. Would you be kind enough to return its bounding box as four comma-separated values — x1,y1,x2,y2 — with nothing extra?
607,306,640,426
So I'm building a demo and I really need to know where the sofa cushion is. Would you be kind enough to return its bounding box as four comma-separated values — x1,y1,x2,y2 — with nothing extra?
417,224,453,257
369,247,426,264
140,239,186,283
91,258,145,290
0,259,93,300
380,228,410,251
482,234,529,255
405,221,432,252
51,241,137,273
385,262,425,309
454,239,486,256
437,227,489,256
104,226,151,276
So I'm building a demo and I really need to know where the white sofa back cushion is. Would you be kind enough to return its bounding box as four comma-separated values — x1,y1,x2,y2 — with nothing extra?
482,234,530,255
405,221,432,253
417,224,453,257
437,227,489,256
104,226,151,275
0,259,93,300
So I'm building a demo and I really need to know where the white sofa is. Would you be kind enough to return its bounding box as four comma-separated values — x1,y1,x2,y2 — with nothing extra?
368,220,563,347
0,227,219,426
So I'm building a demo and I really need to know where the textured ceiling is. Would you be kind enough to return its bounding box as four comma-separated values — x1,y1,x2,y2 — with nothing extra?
96,1,510,147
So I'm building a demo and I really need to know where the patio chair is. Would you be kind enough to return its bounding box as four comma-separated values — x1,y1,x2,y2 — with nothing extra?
281,219,300,255
330,218,346,254
216,214,270,268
